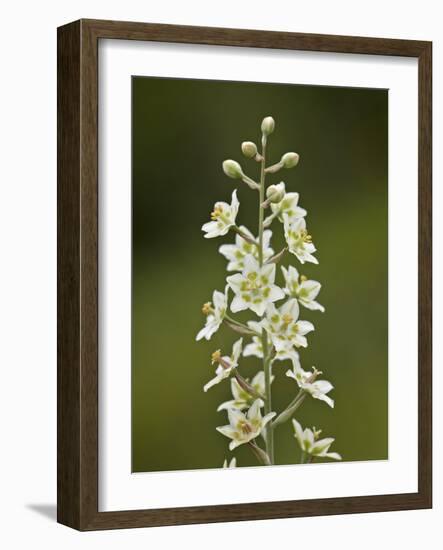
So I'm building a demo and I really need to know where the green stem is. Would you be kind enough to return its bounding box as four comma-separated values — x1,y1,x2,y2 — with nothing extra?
258,136,274,464
272,390,306,428
258,139,266,265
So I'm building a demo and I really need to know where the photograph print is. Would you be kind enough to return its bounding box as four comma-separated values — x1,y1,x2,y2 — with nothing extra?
131,76,388,473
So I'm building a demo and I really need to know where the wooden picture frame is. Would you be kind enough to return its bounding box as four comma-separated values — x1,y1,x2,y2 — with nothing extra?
57,18,432,530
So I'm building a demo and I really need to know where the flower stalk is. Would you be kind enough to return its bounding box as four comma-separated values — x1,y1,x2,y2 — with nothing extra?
197,116,341,469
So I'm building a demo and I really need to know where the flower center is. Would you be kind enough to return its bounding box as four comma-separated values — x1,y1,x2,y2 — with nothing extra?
210,205,224,220
202,302,213,315
282,313,293,325
238,420,253,434
300,229,312,243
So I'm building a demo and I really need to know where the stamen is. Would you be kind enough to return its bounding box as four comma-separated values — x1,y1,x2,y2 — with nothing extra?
282,313,293,325
239,420,253,434
210,205,224,220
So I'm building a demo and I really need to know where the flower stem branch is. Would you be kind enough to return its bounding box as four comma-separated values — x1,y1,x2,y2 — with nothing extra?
272,390,306,428
265,247,288,265
241,174,260,190
231,225,259,246
248,440,271,465
233,371,267,402
224,315,260,336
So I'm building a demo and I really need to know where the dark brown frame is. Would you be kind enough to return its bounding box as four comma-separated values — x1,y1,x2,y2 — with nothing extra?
57,18,432,531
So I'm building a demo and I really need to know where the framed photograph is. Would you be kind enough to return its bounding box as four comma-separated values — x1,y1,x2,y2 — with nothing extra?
57,19,432,530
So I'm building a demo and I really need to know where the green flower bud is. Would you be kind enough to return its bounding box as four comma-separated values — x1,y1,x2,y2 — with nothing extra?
241,141,258,159
222,159,244,179
266,183,285,203
261,116,275,136
281,152,300,168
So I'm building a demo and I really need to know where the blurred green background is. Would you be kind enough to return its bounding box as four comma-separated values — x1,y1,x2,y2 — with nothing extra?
132,77,388,472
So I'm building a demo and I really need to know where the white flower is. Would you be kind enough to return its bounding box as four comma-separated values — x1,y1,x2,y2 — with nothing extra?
281,265,325,312
284,216,318,265
243,320,301,362
264,182,307,225
262,299,315,354
223,457,237,468
286,359,334,408
202,189,240,238
196,286,228,341
219,226,274,271
217,371,272,411
227,256,285,316
203,338,243,392
216,400,276,450
292,419,341,460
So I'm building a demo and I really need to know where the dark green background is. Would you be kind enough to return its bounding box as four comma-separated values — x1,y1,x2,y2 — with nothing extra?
132,77,388,472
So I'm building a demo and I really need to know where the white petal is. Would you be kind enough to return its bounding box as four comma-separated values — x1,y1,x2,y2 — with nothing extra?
219,244,238,261
280,298,300,319
228,408,246,427
202,221,221,238
312,437,335,455
226,273,244,293
230,189,239,218
297,320,315,335
292,418,304,448
247,320,263,333
267,285,286,303
300,280,321,300
230,295,249,313
243,341,263,358
231,338,243,362
229,439,244,450
324,452,342,460
262,411,276,427
249,299,267,317
242,254,260,275
262,229,273,250
216,425,237,440
312,380,334,394
300,299,325,312
203,374,223,392
213,289,227,310
247,400,262,422
261,262,276,284
314,393,334,408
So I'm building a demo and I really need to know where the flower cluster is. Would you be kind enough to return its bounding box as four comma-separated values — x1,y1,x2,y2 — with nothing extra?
196,116,340,467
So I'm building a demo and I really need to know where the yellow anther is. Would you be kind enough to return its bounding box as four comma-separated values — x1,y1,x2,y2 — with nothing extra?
239,420,253,434
282,313,293,325
300,275,307,282
211,350,222,363
300,229,312,243
210,205,223,220
202,302,213,315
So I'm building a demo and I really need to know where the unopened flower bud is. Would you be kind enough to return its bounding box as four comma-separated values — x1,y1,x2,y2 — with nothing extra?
222,159,244,179
281,152,299,168
241,141,258,159
266,183,285,203
261,116,275,136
